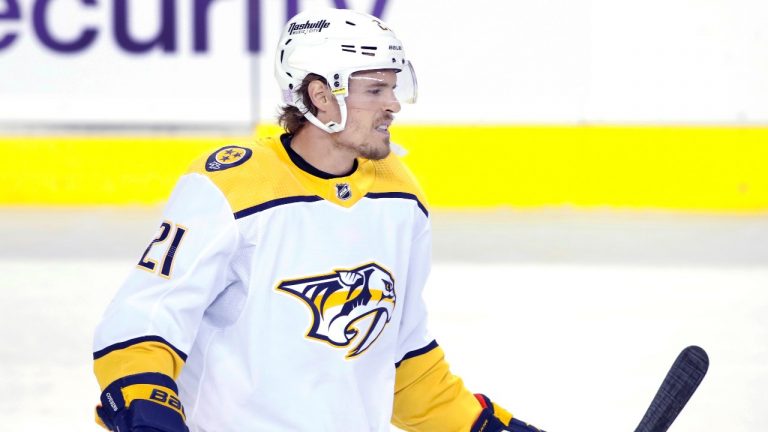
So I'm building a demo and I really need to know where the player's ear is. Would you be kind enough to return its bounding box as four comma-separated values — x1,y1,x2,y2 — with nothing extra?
308,79,341,124
307,79,332,110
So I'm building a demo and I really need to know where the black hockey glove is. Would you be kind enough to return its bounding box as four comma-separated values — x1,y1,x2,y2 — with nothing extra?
471,394,545,432
96,372,189,432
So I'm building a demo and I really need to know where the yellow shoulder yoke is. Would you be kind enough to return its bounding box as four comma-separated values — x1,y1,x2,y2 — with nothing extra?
187,137,310,214
188,136,429,215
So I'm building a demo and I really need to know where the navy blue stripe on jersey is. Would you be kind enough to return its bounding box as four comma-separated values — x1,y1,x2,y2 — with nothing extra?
93,335,188,361
395,339,439,368
365,192,429,217
233,195,323,220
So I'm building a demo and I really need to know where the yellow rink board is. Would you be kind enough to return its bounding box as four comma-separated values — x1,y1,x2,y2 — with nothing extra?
1,125,767,210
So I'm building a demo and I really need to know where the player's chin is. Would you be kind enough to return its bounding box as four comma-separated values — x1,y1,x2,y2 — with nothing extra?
360,140,390,160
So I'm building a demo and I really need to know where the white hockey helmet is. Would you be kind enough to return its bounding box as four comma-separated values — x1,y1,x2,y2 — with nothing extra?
274,8,417,133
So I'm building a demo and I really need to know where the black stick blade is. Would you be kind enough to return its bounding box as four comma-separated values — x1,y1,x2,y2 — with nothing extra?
634,345,709,432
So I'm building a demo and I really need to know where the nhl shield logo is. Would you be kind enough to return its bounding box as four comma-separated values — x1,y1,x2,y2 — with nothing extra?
335,183,352,200
277,263,396,358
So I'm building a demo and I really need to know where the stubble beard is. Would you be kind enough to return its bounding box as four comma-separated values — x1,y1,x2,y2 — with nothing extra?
333,134,390,161
360,112,394,160
338,113,393,161
357,139,391,160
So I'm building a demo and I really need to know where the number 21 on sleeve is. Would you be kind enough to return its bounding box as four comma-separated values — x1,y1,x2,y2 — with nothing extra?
137,221,188,279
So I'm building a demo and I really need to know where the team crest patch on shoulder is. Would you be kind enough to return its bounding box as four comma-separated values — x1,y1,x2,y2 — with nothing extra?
277,263,396,358
205,146,252,172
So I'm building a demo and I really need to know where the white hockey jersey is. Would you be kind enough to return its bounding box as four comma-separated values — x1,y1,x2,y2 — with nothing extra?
93,135,484,431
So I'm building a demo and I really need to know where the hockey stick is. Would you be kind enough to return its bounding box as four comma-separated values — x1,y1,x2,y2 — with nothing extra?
634,345,709,432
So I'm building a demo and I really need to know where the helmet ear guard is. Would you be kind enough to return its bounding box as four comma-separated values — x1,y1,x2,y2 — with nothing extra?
303,93,349,134
274,8,417,133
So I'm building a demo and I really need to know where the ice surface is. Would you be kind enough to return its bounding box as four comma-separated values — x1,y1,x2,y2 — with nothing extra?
1,209,766,431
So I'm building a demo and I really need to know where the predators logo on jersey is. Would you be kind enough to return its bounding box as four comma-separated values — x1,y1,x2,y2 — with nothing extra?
277,263,396,358
205,146,253,172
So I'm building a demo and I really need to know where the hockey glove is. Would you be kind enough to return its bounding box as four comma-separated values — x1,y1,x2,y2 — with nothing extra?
96,372,189,432
471,394,545,432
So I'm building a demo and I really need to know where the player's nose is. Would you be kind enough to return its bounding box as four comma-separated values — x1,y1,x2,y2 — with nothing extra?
385,98,401,114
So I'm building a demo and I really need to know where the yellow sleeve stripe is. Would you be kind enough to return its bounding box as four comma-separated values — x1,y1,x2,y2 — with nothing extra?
122,384,186,420
392,345,482,432
93,335,187,361
94,339,186,390
491,402,513,425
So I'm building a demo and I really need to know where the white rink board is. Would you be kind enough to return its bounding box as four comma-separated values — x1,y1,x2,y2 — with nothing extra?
1,260,767,431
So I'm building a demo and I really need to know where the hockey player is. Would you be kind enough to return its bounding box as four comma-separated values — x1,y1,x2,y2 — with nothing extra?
92,8,544,432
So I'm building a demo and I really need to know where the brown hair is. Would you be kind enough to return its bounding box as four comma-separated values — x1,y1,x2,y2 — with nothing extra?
277,74,327,135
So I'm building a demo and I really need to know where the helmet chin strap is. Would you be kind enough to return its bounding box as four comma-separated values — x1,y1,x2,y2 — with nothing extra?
302,94,348,134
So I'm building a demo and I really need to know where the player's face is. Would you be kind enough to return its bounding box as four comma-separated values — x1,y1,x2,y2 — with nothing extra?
333,70,401,160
